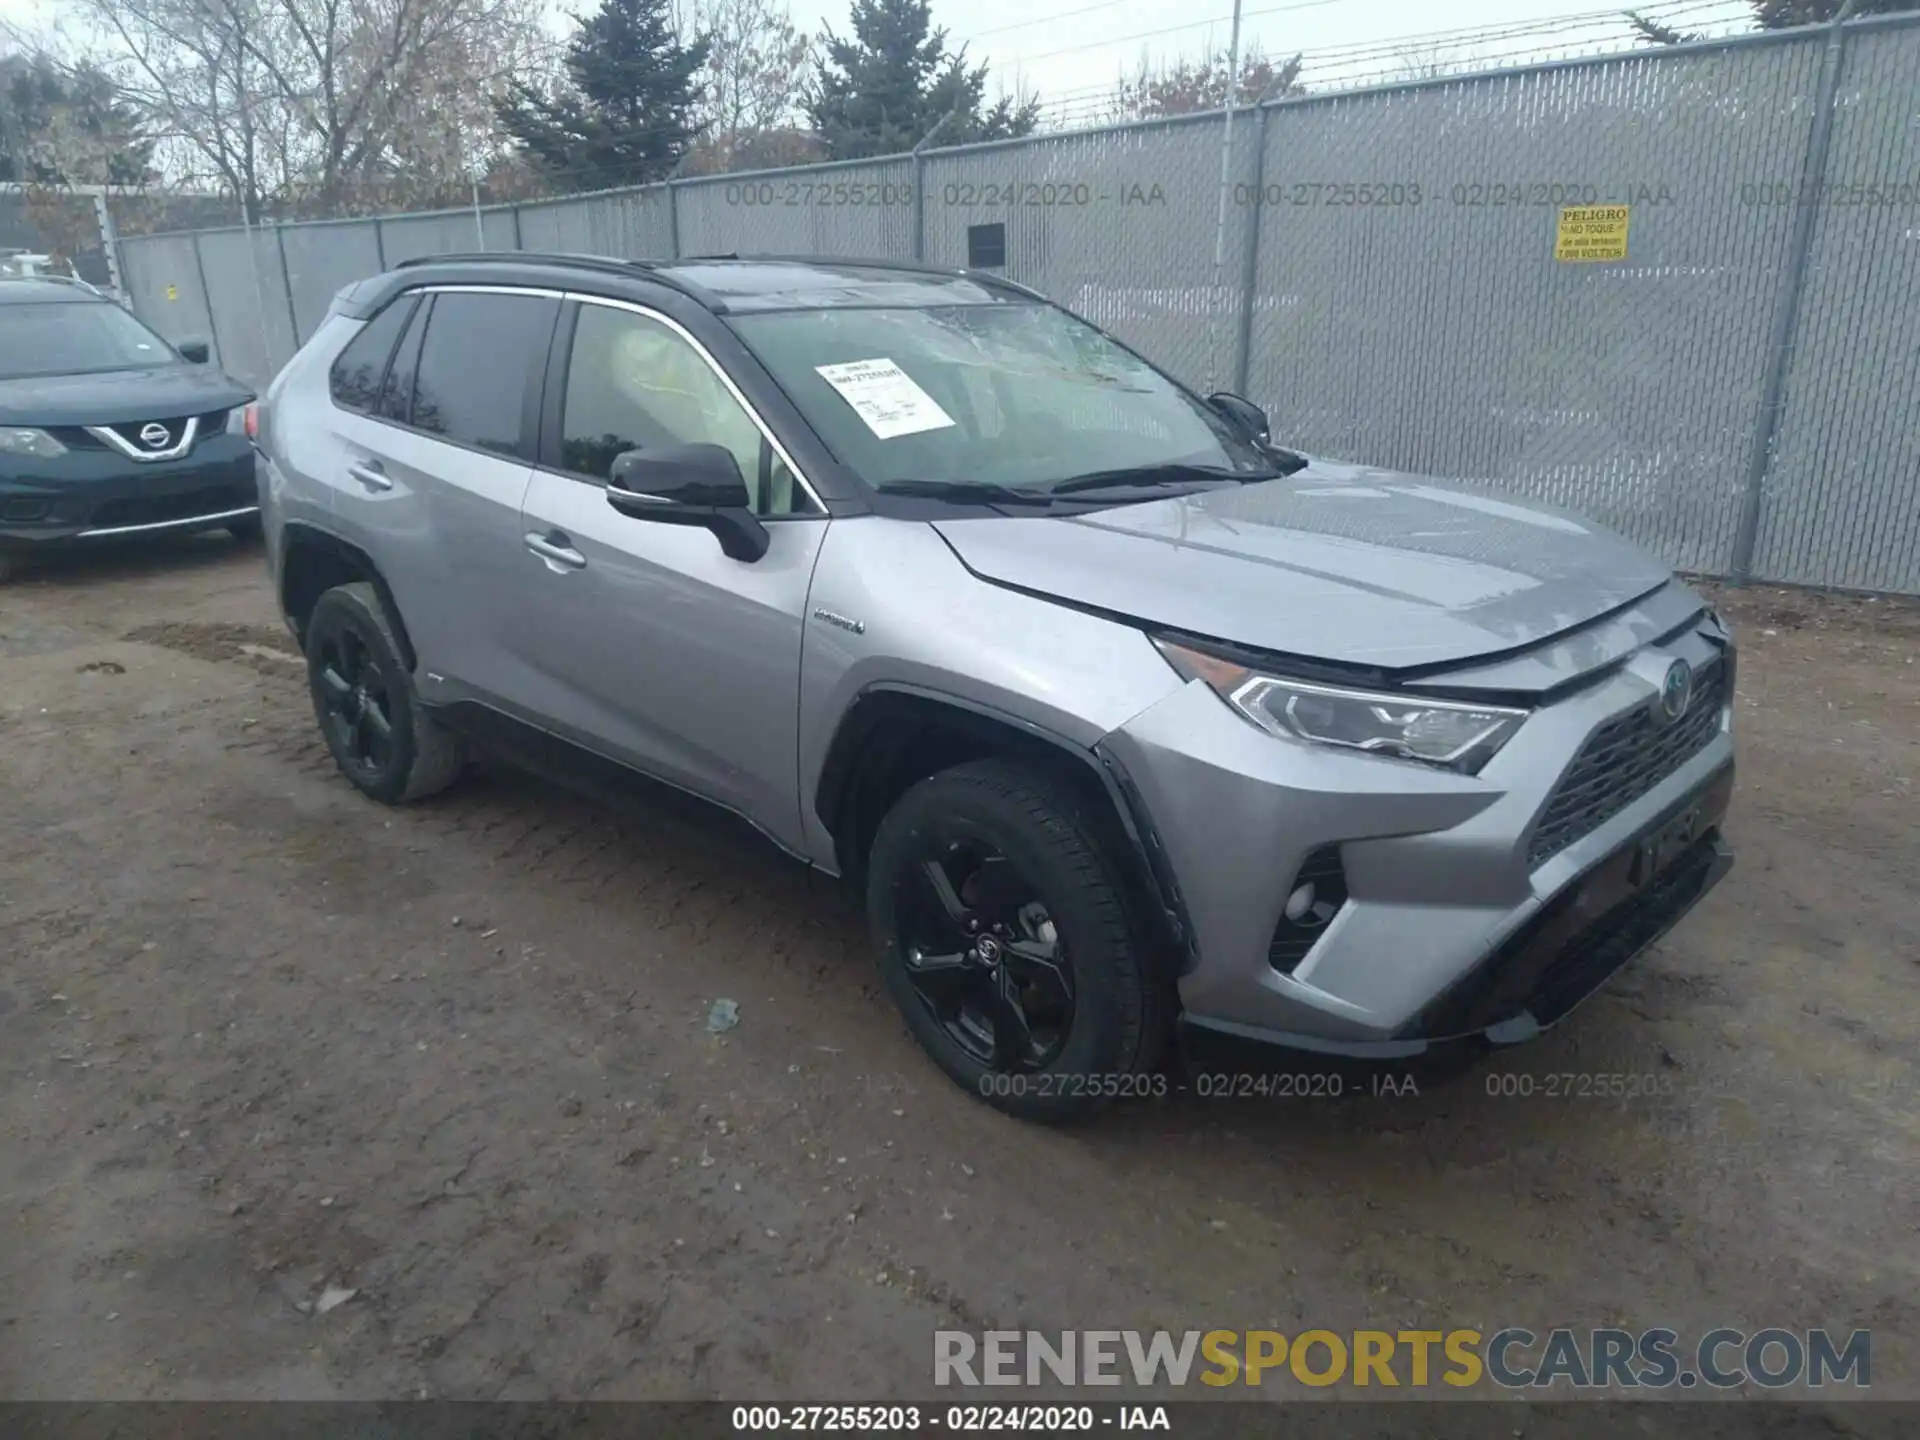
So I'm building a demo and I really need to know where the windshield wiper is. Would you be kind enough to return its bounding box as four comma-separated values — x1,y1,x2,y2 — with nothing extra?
1044,462,1283,496
876,479,1054,507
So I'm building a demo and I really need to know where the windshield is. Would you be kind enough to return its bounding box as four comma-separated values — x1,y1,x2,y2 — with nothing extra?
729,302,1271,492
0,301,176,380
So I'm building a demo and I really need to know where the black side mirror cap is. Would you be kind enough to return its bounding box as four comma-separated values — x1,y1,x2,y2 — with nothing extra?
606,443,769,563
1206,390,1269,443
177,337,211,364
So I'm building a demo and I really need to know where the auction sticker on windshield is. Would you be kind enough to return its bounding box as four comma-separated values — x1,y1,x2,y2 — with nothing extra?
815,358,956,439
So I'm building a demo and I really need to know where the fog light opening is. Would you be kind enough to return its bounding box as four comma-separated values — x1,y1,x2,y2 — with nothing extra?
1,497,51,524
1269,846,1349,975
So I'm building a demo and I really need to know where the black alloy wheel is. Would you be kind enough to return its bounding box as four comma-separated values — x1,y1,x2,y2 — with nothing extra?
895,835,1076,1070
314,622,397,780
867,759,1165,1120
303,582,465,805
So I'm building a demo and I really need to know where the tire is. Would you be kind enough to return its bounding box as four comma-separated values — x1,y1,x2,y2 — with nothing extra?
227,515,264,542
866,758,1167,1121
303,582,465,805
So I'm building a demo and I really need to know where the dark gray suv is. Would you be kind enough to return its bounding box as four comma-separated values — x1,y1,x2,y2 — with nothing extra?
0,275,256,581
257,252,1735,1119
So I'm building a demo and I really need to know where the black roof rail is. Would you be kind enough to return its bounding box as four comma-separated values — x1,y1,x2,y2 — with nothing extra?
390,250,726,311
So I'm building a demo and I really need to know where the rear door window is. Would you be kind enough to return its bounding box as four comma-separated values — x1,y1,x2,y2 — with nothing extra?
407,291,558,460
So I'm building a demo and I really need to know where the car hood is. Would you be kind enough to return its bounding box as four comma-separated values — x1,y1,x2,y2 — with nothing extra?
0,364,253,427
931,457,1673,672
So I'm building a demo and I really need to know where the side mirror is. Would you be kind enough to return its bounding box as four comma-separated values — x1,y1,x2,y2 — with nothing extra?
607,443,769,563
177,337,211,364
1206,390,1269,444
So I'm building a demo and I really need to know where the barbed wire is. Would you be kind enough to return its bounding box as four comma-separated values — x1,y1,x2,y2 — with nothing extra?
1020,0,1746,84
1029,0,1752,126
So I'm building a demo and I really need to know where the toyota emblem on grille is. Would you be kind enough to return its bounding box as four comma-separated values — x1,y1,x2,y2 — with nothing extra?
1658,659,1693,723
138,423,171,448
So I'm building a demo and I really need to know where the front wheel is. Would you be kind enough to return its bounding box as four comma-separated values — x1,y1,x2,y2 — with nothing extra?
304,582,465,804
866,759,1165,1121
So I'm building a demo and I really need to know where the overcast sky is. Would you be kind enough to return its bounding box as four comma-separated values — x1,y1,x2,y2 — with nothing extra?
2,0,1760,128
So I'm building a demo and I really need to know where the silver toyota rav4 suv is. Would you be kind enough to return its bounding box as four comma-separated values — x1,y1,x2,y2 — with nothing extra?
257,253,1735,1119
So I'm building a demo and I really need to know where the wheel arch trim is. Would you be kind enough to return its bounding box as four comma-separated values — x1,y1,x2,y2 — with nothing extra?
278,521,419,674
813,681,1197,970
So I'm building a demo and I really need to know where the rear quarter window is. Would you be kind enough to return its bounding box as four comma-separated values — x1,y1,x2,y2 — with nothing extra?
328,296,416,411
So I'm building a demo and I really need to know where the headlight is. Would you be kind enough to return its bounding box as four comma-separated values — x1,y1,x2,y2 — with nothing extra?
1154,637,1527,773
0,427,67,458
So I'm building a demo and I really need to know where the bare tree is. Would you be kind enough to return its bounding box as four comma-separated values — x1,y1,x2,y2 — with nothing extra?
1111,43,1303,122
677,0,812,173
59,0,555,218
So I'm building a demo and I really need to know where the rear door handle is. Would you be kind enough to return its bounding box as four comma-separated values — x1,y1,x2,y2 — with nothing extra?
347,461,392,492
524,531,587,572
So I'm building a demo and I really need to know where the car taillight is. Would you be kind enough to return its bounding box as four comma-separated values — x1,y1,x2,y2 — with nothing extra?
243,403,259,440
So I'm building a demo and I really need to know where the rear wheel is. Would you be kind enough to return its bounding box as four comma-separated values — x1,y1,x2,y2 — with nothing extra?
866,759,1165,1121
304,582,464,804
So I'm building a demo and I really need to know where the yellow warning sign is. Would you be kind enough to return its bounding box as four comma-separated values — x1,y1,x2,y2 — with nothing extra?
165,284,179,300
1555,205,1630,262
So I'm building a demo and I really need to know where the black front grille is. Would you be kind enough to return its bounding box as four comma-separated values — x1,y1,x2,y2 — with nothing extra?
45,426,109,450
1528,657,1726,867
103,415,193,452
43,411,227,455
89,484,251,529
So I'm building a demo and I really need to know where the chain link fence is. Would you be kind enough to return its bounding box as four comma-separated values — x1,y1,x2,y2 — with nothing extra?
112,13,1920,594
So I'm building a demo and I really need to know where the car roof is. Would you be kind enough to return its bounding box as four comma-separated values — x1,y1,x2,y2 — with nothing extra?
374,252,1040,317
0,276,108,306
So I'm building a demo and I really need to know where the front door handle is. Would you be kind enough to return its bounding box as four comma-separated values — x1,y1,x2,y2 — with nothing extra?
347,461,392,492
524,531,587,572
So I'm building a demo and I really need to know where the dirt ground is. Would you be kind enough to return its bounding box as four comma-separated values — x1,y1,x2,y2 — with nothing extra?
1,537,1915,1418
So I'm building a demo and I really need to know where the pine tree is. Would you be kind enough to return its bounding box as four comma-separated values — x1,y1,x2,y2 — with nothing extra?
809,0,1038,160
0,55,153,187
497,0,712,189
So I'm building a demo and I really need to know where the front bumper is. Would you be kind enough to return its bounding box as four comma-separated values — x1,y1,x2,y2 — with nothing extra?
0,433,257,548
1179,779,1732,1063
1102,617,1736,1059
